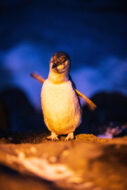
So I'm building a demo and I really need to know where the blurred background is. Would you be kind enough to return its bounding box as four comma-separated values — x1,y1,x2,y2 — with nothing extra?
0,0,127,137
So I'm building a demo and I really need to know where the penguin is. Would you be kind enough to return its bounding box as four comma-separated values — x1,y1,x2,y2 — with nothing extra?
41,52,82,140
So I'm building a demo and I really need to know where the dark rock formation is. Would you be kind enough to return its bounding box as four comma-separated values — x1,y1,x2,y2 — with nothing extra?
0,87,47,134
77,92,127,137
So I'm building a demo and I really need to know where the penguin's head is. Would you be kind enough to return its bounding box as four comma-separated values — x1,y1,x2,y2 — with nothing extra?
50,52,70,74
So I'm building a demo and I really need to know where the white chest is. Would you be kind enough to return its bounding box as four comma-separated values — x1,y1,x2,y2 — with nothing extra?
41,79,81,134
41,80,78,112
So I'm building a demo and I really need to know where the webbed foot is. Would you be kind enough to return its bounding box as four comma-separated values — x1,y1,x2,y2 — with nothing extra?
47,132,59,141
65,132,74,141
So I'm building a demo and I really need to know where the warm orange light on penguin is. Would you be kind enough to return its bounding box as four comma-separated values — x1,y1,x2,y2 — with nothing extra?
31,52,96,140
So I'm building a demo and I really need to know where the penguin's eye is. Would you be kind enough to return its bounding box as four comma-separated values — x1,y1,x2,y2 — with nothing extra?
52,62,63,68
52,62,58,68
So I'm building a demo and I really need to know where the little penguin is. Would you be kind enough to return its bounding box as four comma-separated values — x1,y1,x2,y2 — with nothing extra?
41,52,82,140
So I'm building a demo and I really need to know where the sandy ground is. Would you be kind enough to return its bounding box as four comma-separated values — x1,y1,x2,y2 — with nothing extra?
0,133,127,190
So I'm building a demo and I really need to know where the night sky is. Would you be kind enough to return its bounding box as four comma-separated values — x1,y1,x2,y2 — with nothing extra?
0,0,127,108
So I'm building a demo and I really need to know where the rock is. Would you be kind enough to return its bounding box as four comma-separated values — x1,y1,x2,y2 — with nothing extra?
78,92,127,136
0,134,127,190
0,87,47,133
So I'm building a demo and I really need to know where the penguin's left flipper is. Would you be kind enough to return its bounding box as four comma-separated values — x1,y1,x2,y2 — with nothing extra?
65,132,74,141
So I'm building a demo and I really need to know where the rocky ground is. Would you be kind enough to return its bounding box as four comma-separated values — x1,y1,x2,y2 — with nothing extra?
0,132,127,190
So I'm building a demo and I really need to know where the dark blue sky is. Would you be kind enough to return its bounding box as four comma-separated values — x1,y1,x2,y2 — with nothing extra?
0,0,127,108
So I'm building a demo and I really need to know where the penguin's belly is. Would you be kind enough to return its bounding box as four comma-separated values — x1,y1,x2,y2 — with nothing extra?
41,80,81,135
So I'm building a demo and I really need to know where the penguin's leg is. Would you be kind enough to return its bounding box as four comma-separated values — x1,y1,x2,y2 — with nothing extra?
47,132,59,141
65,132,74,141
